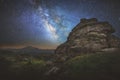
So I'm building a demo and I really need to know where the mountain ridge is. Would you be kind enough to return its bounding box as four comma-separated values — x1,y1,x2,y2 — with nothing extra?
0,46,55,55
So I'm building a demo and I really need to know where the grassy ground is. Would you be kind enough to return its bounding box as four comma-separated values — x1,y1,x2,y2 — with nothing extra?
59,52,120,80
0,51,120,80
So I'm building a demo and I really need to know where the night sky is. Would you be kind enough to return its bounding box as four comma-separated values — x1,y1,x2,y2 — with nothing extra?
0,0,120,49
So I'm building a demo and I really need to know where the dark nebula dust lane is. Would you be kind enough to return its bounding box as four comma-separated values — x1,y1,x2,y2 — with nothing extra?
0,0,120,49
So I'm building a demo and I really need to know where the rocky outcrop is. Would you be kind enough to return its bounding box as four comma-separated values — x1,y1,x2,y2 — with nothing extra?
55,18,120,61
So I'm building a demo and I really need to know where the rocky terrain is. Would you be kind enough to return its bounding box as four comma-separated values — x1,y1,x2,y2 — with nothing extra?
1,18,120,80
55,18,120,61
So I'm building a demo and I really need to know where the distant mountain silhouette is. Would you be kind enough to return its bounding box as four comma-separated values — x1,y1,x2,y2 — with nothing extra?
19,46,55,54
0,46,54,55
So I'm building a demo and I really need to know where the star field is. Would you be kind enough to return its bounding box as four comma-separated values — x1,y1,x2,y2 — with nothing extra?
0,0,120,49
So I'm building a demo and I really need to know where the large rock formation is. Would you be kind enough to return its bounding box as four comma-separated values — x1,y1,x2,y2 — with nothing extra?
55,18,120,61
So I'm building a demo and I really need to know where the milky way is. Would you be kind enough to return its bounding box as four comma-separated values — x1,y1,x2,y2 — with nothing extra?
33,1,78,43
19,0,81,46
0,0,120,49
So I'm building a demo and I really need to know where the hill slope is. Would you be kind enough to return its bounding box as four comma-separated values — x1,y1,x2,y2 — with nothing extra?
57,52,120,80
0,51,120,80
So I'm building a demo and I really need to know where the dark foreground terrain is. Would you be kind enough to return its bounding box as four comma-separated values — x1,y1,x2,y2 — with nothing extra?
0,51,120,80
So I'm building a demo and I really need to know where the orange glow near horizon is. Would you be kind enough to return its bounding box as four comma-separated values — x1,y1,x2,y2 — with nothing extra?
0,45,57,49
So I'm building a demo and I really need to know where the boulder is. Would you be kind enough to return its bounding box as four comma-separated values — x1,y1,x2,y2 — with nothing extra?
55,18,120,60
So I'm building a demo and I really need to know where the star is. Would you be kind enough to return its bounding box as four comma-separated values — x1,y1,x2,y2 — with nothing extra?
119,17,120,21
0,0,120,49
